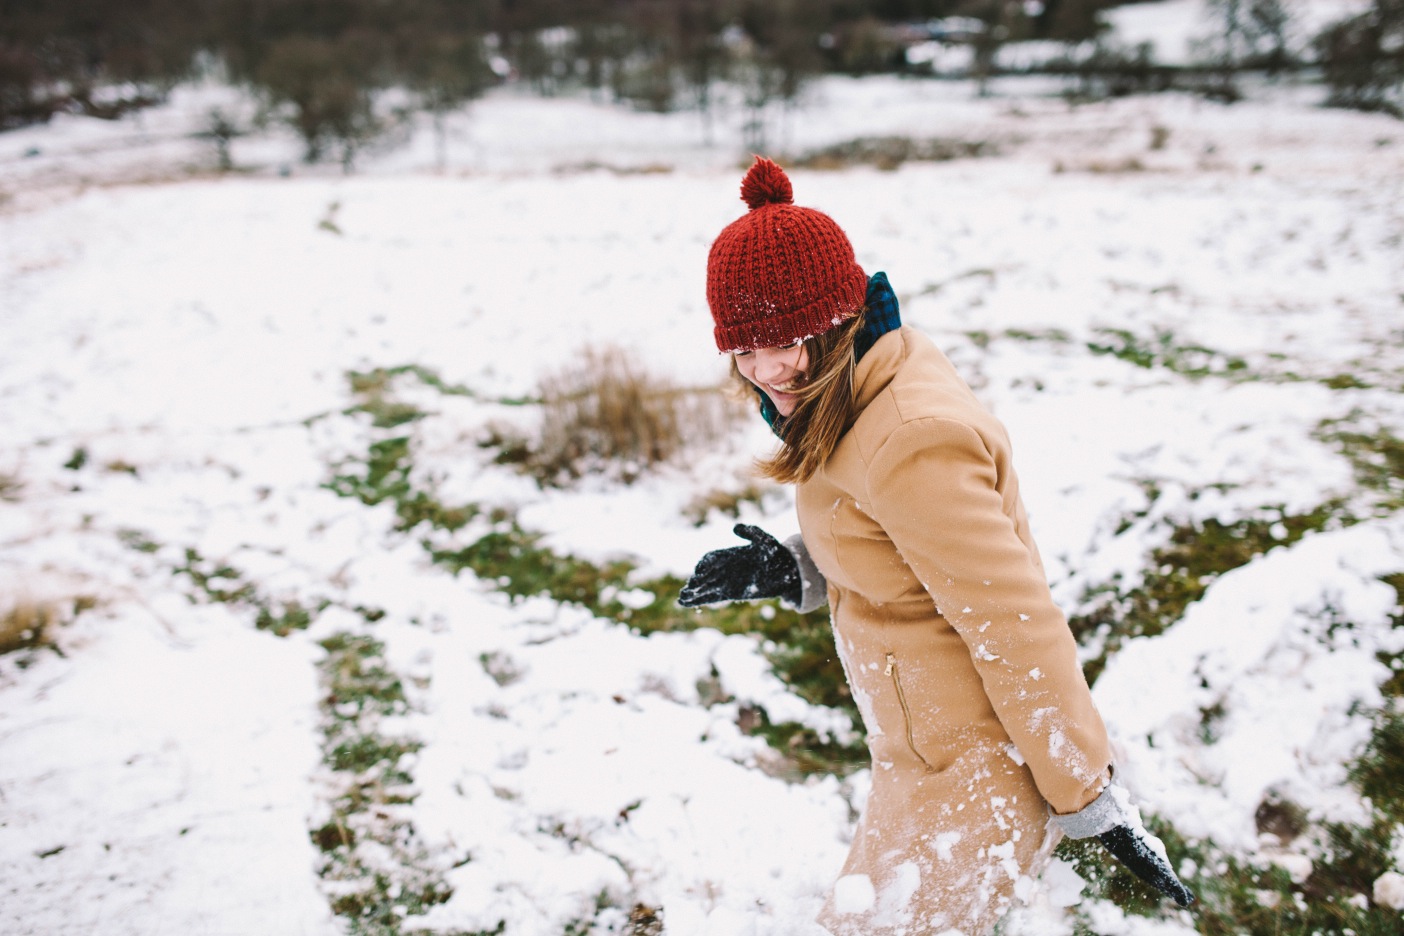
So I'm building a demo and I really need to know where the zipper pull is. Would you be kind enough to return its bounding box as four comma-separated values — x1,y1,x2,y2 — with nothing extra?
884,652,895,676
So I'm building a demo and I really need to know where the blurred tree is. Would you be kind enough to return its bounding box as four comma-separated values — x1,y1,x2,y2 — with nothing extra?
0,0,205,125
963,0,1032,96
734,0,825,148
0,41,47,129
833,17,906,75
195,105,246,170
255,32,386,167
1043,0,1110,43
402,33,495,169
1315,0,1404,117
675,0,734,141
1198,0,1295,99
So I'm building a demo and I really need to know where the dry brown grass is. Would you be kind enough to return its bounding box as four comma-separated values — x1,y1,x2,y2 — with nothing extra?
492,345,745,486
0,593,98,656
0,601,60,655
790,135,995,171
1053,156,1149,174
0,470,22,502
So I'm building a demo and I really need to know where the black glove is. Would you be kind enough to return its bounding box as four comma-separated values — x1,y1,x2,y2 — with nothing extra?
1097,823,1196,908
678,524,802,607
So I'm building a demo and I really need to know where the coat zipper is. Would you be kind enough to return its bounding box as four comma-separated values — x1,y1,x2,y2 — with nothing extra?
885,652,935,773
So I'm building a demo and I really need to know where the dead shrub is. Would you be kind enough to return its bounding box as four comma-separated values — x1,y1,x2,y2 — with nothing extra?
0,470,22,502
1,601,60,655
0,593,98,657
490,345,744,486
791,136,995,171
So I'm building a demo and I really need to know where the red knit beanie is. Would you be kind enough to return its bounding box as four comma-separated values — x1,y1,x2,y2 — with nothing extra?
706,156,868,353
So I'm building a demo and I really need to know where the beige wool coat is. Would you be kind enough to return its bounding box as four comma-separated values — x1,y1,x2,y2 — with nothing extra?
798,326,1112,936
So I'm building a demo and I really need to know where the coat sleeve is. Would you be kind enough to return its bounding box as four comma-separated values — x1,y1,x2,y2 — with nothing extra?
864,416,1111,815
781,533,828,614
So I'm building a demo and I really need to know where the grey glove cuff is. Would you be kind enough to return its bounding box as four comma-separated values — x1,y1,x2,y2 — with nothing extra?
1053,780,1132,840
781,534,828,614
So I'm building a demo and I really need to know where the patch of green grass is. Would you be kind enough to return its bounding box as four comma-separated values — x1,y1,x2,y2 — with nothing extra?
1086,327,1250,378
174,547,261,605
1071,500,1349,684
1062,726,1404,935
1004,327,1074,344
116,527,160,553
167,545,319,637
985,324,1399,394
1066,577,1404,933
345,364,504,430
427,514,864,773
316,629,450,935
255,599,319,637
431,517,850,711
1317,414,1404,515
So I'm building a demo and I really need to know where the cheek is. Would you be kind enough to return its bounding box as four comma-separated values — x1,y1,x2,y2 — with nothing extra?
734,357,759,385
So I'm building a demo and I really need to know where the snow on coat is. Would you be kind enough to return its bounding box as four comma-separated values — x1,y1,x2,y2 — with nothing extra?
797,326,1113,935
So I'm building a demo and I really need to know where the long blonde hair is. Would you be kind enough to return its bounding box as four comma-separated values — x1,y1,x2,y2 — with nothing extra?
738,309,867,484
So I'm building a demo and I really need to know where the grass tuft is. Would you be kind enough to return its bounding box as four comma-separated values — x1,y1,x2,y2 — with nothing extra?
790,135,995,171
1066,568,1404,932
0,601,61,656
497,345,741,487
1086,327,1249,378
315,629,450,935
1317,414,1404,515
0,469,23,502
1071,500,1348,684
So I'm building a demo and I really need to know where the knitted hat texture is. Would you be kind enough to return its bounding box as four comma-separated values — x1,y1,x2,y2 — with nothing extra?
706,157,867,353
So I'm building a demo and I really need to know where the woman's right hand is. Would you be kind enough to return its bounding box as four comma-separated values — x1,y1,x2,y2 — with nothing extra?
678,524,803,607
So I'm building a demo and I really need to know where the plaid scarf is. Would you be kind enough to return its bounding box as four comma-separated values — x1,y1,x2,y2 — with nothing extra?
757,271,902,434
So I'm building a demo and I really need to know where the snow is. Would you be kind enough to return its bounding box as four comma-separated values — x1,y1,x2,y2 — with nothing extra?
3,5,1404,933
831,874,876,914
1375,872,1404,911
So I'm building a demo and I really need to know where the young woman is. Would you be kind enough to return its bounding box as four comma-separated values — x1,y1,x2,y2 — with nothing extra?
680,158,1192,935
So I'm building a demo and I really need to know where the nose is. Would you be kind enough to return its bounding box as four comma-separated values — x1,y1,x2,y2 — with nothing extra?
753,347,792,383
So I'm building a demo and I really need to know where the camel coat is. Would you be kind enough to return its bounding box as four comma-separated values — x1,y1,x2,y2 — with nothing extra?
802,327,1112,936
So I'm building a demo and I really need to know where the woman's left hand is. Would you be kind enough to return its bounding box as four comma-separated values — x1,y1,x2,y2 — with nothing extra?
1096,823,1195,907
1053,780,1195,908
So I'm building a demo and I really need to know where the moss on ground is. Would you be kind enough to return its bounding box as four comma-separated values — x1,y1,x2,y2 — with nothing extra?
1070,501,1349,685
316,630,451,935
1064,575,1404,931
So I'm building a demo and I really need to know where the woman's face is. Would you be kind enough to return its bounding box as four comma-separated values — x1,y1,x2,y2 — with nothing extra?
734,340,809,417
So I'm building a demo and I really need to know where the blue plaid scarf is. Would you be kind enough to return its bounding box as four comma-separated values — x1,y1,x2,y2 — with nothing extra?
756,271,902,434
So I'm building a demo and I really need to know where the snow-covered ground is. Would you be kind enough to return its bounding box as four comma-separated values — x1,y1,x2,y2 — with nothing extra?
3,15,1404,936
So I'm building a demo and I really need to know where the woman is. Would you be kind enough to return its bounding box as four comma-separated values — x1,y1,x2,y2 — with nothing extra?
680,158,1192,935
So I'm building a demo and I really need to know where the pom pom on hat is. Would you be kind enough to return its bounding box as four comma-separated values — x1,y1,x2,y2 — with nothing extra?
740,156,794,210
706,156,867,353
